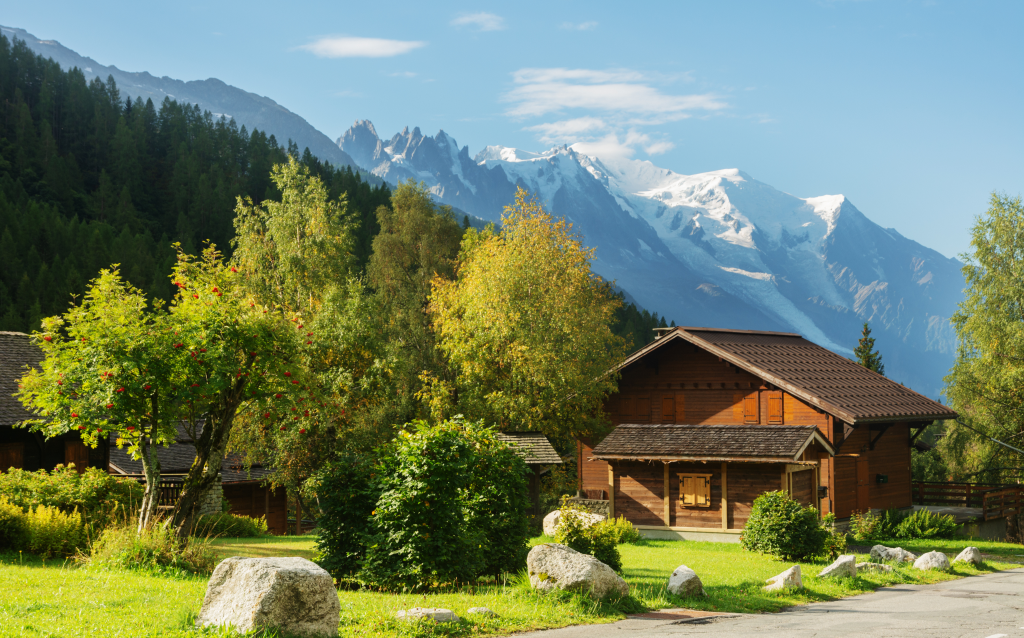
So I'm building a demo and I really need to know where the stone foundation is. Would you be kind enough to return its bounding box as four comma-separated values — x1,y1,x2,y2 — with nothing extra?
564,497,610,517
198,478,224,517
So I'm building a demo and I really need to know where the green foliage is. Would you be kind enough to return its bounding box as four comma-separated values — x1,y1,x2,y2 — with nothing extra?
0,466,141,531
610,292,673,352
359,420,484,590
554,502,622,571
90,523,216,574
820,513,847,560
853,322,885,375
945,194,1024,484
22,504,86,558
308,454,381,581
895,509,960,539
192,513,268,538
740,491,826,561
599,516,644,545
0,497,28,550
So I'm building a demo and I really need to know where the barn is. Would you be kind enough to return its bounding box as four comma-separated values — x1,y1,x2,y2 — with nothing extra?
579,326,956,540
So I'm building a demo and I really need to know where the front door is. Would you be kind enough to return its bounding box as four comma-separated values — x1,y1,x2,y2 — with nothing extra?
0,443,23,471
65,440,90,473
856,456,870,512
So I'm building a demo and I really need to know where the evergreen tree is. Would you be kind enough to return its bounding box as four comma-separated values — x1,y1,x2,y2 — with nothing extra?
854,321,885,375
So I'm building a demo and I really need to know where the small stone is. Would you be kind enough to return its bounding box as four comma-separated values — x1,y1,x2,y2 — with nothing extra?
395,608,460,623
914,551,951,571
763,565,802,592
527,543,628,600
818,554,857,579
466,607,497,617
953,547,983,566
856,562,894,573
666,565,705,597
870,544,918,563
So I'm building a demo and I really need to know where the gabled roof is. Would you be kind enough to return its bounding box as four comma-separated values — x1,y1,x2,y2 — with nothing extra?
0,332,41,427
591,424,833,463
619,327,956,425
496,432,563,464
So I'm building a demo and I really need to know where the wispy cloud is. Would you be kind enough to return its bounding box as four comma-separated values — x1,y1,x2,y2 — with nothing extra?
560,21,598,31
451,12,505,32
299,36,426,58
390,71,417,78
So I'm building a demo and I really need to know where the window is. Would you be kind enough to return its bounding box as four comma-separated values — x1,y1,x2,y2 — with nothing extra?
661,396,675,423
619,396,635,420
678,473,712,507
743,392,760,424
766,391,784,424
636,396,651,422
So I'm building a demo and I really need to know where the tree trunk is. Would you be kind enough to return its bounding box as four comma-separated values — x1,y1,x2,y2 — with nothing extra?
138,431,162,532
169,400,236,537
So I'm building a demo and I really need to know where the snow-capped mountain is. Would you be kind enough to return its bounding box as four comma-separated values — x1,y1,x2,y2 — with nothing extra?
340,121,964,397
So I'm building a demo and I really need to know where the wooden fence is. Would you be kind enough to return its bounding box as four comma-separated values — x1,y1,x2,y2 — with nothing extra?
913,481,1023,521
118,474,186,508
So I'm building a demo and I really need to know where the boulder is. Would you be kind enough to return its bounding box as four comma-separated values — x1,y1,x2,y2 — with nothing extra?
818,554,857,579
395,608,460,623
953,547,983,566
914,551,951,571
466,607,497,617
763,565,802,592
527,543,628,600
542,510,605,537
870,544,918,563
195,557,340,638
666,565,705,597
856,562,894,574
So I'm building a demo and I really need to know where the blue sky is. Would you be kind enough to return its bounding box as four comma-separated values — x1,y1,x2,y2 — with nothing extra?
5,0,1022,259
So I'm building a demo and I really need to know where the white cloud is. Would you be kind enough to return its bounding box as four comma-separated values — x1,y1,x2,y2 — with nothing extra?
390,71,417,78
299,37,426,58
560,21,598,30
504,67,726,119
451,12,505,32
525,116,609,144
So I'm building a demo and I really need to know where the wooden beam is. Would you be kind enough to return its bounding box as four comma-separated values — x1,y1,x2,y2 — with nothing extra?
721,462,728,531
608,464,615,519
868,424,892,450
663,463,671,526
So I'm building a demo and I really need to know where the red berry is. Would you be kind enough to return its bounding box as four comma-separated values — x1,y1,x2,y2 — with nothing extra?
116,387,124,393
293,416,299,421
264,413,270,418
212,287,219,293
298,324,303,329
291,407,297,412
299,429,306,434
279,426,287,431
193,294,199,299
250,352,257,357
77,425,85,430
71,413,78,418
303,410,309,417
275,393,282,399
43,335,52,342
127,426,135,431
106,404,113,409
145,385,152,390
291,380,299,385
284,372,291,377
307,332,313,337
231,267,238,273
57,381,62,385
306,341,312,345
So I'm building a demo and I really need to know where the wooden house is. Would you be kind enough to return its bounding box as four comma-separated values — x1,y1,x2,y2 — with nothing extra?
496,431,563,517
579,326,956,540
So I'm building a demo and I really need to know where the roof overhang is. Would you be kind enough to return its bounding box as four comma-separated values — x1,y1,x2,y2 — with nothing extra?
590,424,834,463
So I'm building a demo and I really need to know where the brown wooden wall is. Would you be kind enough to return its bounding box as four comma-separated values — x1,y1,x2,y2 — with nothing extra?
828,423,912,518
224,483,289,535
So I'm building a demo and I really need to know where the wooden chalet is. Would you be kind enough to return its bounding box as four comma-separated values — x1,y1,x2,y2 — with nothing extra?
496,432,563,517
580,326,957,539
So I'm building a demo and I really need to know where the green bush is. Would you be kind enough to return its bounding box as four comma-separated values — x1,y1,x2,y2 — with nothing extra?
91,523,216,575
554,501,622,571
740,491,826,561
599,516,644,545
308,454,380,582
192,512,269,538
0,497,28,550
820,513,848,560
895,509,959,539
23,504,87,558
0,466,142,532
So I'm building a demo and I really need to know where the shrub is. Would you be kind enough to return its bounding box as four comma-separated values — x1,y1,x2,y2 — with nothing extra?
599,516,644,545
308,454,380,582
554,501,622,571
849,510,880,541
193,512,268,538
0,466,142,531
23,504,87,558
820,513,848,560
91,523,216,575
0,497,28,550
741,491,826,561
895,509,959,539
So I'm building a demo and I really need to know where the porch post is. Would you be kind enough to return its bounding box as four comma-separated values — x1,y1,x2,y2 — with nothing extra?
608,464,615,519
721,462,729,531
663,462,671,527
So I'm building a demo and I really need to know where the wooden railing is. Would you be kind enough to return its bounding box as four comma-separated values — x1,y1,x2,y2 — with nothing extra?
118,474,186,507
913,481,1024,521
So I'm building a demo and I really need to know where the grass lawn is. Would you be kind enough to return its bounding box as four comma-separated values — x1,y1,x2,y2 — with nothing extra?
0,535,1020,637
858,537,1024,560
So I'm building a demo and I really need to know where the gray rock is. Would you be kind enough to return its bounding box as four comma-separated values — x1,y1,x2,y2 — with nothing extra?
666,565,705,597
818,554,857,579
542,509,605,537
527,543,628,600
764,565,802,592
914,551,951,571
856,562,894,573
195,557,340,638
870,544,918,563
953,547,983,566
395,608,460,623
466,607,498,617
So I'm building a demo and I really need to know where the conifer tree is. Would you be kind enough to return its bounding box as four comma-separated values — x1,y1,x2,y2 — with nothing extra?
854,321,885,375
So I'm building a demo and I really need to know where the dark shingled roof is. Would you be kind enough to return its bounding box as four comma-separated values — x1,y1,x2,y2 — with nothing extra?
591,424,833,462
0,332,42,427
623,327,957,424
496,432,563,464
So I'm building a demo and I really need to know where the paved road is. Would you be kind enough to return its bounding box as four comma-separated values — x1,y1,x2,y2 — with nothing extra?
512,568,1024,638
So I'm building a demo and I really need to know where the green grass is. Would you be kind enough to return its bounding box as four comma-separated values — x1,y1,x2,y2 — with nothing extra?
0,536,1019,637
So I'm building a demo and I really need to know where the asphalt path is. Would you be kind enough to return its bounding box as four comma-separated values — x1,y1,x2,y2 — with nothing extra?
509,568,1024,638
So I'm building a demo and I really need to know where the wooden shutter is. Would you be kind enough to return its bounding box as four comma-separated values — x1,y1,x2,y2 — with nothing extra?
743,392,760,424
637,396,651,422
676,393,686,422
0,443,24,472
681,476,696,506
679,473,712,508
767,392,784,424
696,476,710,507
661,396,675,423
620,396,635,420
65,440,90,473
